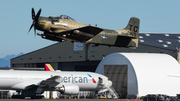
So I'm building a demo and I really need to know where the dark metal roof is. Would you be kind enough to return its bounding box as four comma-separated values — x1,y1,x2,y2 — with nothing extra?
139,33,180,51
0,67,44,71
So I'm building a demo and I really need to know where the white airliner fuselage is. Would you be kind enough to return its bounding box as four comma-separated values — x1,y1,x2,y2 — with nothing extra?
0,70,112,97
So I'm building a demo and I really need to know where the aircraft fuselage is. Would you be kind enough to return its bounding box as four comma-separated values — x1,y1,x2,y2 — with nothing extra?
36,16,86,33
0,70,111,91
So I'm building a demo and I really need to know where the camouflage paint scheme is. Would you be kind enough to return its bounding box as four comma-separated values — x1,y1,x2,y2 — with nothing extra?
29,8,140,47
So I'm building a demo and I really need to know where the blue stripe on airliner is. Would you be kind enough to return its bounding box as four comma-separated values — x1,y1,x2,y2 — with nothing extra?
87,74,92,77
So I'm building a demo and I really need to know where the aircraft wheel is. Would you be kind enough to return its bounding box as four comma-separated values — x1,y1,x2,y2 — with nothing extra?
106,93,113,99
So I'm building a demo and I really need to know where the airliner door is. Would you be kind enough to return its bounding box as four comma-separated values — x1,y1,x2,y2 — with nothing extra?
98,77,103,84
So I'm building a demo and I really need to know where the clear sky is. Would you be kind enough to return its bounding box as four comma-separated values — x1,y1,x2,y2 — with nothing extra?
0,0,180,58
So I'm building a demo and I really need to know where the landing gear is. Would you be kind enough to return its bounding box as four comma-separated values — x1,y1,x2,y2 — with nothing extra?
106,92,113,99
21,89,36,99
18,88,44,99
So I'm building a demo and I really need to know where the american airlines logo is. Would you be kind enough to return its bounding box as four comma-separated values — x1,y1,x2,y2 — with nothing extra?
87,74,96,83
60,74,96,83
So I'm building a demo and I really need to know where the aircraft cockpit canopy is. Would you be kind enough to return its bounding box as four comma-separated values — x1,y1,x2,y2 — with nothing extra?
58,15,75,21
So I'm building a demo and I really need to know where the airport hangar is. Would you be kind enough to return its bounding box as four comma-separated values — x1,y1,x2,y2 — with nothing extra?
11,33,180,97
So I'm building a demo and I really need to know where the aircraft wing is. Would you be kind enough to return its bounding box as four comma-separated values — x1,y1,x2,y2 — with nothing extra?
15,76,61,94
37,75,61,88
62,26,103,36
14,75,61,91
52,26,103,42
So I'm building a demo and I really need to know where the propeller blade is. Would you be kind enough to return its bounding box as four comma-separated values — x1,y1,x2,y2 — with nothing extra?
35,8,41,21
28,23,34,33
32,8,35,20
28,8,41,36
34,27,36,37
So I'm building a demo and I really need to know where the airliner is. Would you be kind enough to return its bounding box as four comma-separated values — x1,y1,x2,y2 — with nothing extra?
0,64,116,98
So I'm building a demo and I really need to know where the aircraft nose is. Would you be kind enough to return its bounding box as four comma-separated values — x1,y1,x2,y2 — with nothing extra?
106,80,112,87
36,17,51,31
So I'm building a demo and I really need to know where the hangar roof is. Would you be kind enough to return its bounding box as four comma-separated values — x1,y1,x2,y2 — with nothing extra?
139,33,180,51
11,33,180,64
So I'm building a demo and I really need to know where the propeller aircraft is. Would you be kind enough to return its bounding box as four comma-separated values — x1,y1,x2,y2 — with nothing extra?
28,8,140,47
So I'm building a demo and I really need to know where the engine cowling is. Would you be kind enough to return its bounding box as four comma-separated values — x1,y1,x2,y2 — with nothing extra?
60,84,79,95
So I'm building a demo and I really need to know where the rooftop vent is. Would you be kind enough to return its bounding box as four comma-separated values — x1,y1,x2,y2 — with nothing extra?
165,34,169,36
177,36,180,39
145,34,150,36
166,41,171,44
157,40,163,42
162,44,168,47
139,40,144,42
139,36,143,38
177,40,180,42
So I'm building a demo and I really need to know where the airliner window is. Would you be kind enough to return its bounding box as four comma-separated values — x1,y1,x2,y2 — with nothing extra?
59,15,75,21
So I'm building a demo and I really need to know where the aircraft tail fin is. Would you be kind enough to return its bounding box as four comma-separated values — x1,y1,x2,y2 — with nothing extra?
45,63,54,71
124,17,140,39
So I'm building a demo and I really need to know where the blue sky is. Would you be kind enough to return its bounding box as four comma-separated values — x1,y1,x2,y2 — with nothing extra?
0,0,180,58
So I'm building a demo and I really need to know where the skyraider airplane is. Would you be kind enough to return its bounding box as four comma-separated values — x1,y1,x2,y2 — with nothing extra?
0,69,115,98
28,8,140,47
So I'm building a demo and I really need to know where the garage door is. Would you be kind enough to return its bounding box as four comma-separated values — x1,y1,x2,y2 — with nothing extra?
104,65,127,98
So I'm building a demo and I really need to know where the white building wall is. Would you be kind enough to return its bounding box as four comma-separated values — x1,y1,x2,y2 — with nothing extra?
96,53,138,96
96,53,180,97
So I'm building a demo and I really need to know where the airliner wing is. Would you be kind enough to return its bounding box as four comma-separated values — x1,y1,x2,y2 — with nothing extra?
16,75,61,91
38,76,61,88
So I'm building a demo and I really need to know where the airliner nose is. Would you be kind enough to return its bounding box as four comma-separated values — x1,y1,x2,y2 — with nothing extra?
106,80,112,87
